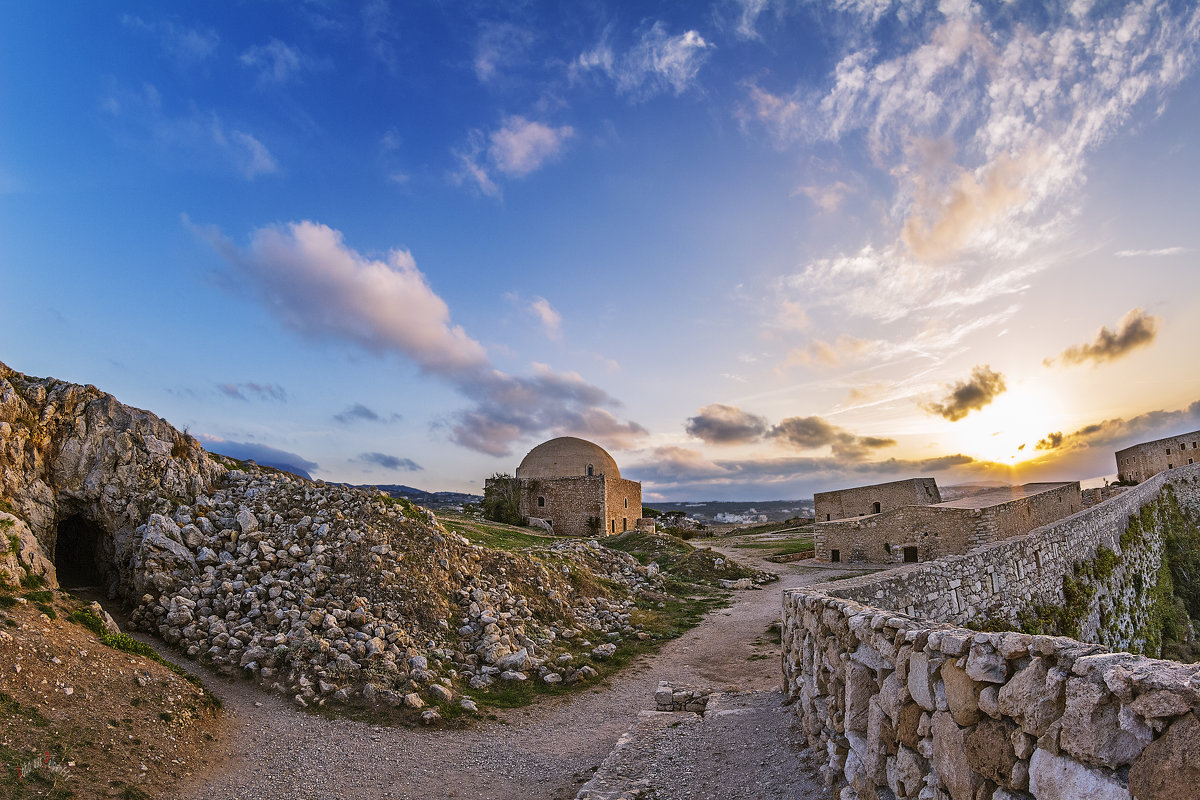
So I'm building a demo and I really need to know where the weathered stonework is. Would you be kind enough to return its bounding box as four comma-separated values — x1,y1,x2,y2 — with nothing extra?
1116,428,1200,484
814,482,1082,564
782,463,1200,800
510,437,641,537
815,477,941,522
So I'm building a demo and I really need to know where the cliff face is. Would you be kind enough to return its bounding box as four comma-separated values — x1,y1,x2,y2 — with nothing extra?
0,360,225,591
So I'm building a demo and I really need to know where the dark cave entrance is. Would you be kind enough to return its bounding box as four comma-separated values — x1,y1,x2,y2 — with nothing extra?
54,515,108,588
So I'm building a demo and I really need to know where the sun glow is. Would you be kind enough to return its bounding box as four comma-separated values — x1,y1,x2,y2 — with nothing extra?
946,386,1065,465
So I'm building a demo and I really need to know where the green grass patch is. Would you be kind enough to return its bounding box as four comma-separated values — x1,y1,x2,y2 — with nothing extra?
440,513,555,552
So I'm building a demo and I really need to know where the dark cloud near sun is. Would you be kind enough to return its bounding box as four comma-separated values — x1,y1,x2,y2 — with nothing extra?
922,365,1006,422
768,415,896,460
357,452,422,471
217,382,287,402
685,404,770,444
197,435,317,479
1045,308,1161,367
1033,401,1200,453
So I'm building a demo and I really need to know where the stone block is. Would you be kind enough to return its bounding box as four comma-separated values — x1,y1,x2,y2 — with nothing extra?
1028,748,1125,800
997,657,1063,737
964,718,1018,787
1129,712,1200,800
941,658,981,726
908,650,938,711
931,711,982,800
1060,676,1151,767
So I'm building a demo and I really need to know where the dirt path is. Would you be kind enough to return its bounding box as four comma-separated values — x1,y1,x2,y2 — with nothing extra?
125,554,842,800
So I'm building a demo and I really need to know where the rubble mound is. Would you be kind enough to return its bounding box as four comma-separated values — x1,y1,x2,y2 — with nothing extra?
0,361,680,712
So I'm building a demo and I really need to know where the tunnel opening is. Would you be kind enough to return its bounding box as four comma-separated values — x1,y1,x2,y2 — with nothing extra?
54,514,109,588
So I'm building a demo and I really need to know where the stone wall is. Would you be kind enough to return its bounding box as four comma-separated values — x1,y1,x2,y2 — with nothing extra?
518,475,605,537
814,483,1082,565
781,463,1200,799
815,478,941,523
604,478,642,536
1116,429,1200,484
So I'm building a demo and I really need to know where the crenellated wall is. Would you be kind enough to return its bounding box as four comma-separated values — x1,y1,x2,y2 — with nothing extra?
782,463,1200,800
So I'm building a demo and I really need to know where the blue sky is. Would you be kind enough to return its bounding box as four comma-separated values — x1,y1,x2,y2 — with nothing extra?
3,1,1199,501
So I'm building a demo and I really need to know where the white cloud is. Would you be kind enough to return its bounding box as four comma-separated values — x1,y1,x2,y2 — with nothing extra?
229,131,278,179
195,219,646,457
573,22,713,98
192,219,488,374
529,296,562,340
453,116,574,197
241,39,308,85
488,116,575,177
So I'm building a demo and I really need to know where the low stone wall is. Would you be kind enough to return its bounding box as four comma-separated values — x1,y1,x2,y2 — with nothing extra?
782,463,1200,799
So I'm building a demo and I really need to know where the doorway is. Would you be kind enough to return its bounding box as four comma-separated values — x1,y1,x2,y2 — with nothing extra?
54,515,107,588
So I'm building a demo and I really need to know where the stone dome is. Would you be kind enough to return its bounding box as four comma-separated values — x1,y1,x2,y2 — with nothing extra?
516,437,621,480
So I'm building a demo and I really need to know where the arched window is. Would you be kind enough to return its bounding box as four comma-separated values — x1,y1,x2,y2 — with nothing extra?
537,496,545,508
587,464,594,476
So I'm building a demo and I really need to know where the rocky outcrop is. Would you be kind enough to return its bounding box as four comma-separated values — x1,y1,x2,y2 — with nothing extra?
0,361,676,708
0,360,224,592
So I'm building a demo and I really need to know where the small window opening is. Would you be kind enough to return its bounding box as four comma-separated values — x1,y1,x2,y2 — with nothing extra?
610,519,615,533
826,514,831,521
537,496,545,508
622,517,628,531
830,549,840,563
903,546,918,563
587,464,594,477
55,515,107,588
872,502,881,514
1169,464,1174,469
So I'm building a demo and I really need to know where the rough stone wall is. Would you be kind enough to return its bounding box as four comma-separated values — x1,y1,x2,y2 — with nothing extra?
782,463,1200,799
814,483,1083,565
1116,429,1200,484
0,361,224,593
604,478,641,536
518,476,605,537
782,591,1200,800
815,478,941,523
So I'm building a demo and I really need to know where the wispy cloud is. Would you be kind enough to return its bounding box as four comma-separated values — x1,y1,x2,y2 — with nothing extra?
1115,247,1189,257
1045,308,1161,368
453,116,575,197
101,83,277,179
528,296,562,340
217,382,287,402
357,452,422,471
241,39,313,85
573,21,713,98
474,21,534,84
195,219,646,457
921,365,1006,422
686,404,770,444
122,15,219,64
750,2,1200,324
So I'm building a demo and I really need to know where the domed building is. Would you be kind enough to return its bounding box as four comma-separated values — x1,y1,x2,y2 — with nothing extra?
506,436,643,536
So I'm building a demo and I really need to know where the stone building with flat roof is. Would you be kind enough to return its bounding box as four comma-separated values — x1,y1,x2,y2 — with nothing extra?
814,479,1082,564
505,436,642,537
814,477,941,522
1115,429,1200,484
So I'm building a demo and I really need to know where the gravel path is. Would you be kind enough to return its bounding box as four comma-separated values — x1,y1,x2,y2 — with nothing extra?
128,545,842,800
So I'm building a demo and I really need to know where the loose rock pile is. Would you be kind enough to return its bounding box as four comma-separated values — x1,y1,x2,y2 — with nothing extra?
121,465,668,711
654,681,714,713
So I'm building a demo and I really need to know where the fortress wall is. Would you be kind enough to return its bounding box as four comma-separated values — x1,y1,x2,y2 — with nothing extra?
814,482,1084,566
1116,429,1200,484
781,463,1200,800
815,478,941,522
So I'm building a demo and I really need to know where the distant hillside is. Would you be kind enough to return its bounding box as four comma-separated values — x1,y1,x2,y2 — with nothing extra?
356,484,483,509
645,499,813,524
